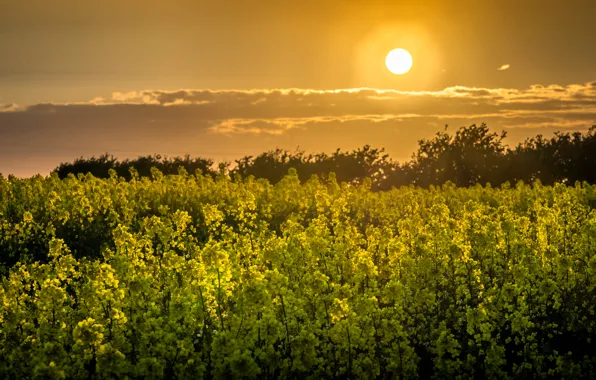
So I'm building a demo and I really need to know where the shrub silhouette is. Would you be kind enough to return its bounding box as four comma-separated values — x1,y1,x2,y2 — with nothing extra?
53,123,596,188
232,145,393,189
56,153,218,180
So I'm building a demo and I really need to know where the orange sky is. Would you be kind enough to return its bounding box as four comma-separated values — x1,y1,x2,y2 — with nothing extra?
1,0,596,177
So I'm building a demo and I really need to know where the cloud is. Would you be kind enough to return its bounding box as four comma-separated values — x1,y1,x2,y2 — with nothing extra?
497,64,511,71
208,114,410,135
0,104,19,112
1,82,596,176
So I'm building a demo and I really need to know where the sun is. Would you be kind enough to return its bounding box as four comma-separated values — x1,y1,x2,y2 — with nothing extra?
385,48,413,75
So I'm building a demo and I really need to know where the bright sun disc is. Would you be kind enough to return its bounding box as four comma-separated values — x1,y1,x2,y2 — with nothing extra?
385,48,413,75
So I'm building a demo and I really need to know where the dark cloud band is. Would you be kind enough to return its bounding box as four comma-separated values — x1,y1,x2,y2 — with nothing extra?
1,82,595,176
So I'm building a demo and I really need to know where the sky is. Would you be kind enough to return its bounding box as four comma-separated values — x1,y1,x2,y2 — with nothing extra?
1,0,596,177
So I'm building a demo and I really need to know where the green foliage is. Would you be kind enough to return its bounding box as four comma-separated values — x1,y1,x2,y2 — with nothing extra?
1,172,596,378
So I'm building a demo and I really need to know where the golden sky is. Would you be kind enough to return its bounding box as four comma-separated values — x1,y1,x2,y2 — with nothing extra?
1,0,596,176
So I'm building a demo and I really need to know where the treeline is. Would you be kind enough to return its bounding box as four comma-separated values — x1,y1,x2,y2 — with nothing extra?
54,123,596,188
54,154,218,181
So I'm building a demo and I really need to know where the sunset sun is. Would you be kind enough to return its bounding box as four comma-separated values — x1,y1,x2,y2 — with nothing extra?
385,48,413,75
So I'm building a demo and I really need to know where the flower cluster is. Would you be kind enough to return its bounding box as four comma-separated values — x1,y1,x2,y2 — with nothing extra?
0,171,595,378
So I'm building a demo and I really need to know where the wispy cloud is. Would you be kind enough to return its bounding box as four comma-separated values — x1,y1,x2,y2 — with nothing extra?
0,104,19,113
1,82,596,176
497,64,511,71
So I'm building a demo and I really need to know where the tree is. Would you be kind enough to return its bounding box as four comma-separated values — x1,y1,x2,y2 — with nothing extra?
406,123,508,187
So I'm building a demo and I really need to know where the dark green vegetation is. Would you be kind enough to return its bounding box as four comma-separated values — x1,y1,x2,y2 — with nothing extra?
1,169,596,378
54,123,596,190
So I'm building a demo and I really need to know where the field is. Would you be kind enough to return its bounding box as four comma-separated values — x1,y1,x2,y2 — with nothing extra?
1,170,596,379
